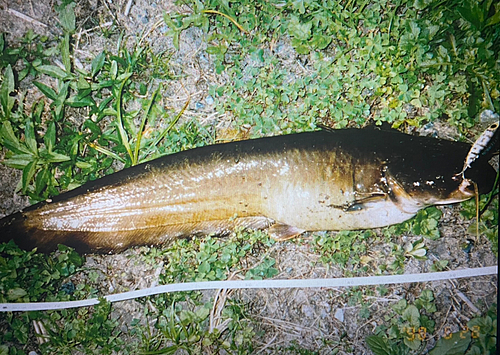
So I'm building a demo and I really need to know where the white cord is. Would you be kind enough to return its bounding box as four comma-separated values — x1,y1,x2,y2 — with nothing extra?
1,266,496,312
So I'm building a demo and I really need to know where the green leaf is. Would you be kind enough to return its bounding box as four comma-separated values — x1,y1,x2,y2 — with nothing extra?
31,100,45,124
311,34,332,50
1,154,34,169
0,344,8,355
0,64,15,118
59,2,76,32
366,335,393,355
44,120,56,152
53,82,69,120
65,95,95,107
485,9,500,27
75,161,93,169
22,160,38,193
429,331,471,355
24,119,38,155
110,60,118,80
7,287,27,300
288,16,312,41
198,261,211,274
33,81,58,100
46,151,71,163
35,167,50,195
0,121,31,155
413,0,434,10
403,305,420,327
61,32,71,74
91,51,106,77
36,64,68,80
404,336,421,350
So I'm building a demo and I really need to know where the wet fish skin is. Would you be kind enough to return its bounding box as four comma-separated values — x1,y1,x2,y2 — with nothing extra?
0,127,496,253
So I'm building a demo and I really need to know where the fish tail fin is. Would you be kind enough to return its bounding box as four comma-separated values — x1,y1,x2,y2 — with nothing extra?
0,212,72,253
0,211,37,251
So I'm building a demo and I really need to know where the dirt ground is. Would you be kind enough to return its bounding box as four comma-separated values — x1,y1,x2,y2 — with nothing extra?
0,1,497,354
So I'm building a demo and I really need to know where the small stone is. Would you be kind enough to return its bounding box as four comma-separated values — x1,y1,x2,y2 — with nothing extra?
334,308,344,322
301,305,314,318
205,95,214,105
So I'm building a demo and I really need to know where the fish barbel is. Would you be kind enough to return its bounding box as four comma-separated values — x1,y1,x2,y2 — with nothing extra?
0,126,497,253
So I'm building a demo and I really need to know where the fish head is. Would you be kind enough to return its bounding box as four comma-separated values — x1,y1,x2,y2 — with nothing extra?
385,137,497,208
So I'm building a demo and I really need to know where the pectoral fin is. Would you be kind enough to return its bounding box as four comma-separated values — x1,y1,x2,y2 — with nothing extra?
268,223,305,241
329,193,388,212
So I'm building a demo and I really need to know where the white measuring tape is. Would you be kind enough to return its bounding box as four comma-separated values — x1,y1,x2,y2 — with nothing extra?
1,265,496,312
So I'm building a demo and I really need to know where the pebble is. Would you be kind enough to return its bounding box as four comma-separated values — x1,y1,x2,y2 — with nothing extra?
334,308,344,322
205,95,214,105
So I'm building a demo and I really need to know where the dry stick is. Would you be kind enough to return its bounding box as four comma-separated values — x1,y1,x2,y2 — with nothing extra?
7,8,48,27
455,290,480,314
434,305,453,340
103,0,120,25
255,333,278,355
201,10,248,34
124,0,134,17
138,18,164,47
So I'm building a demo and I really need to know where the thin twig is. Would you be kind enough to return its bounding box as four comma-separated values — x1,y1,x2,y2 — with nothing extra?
7,8,48,28
124,0,134,17
455,290,480,314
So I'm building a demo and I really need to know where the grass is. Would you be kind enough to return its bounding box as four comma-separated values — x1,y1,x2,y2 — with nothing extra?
0,0,498,354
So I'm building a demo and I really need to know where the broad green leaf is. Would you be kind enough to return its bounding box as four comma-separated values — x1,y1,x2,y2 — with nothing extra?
22,160,38,192
0,64,15,118
2,155,34,169
404,336,421,351
485,10,500,27
91,79,114,90
61,32,71,74
33,81,58,100
44,121,56,152
76,76,91,90
0,121,26,154
0,344,8,355
429,331,471,355
403,305,420,327
7,287,27,300
31,100,45,123
75,161,93,169
366,335,393,355
65,95,95,107
46,151,71,163
83,119,102,135
36,64,68,80
91,51,106,77
288,16,312,41
59,2,76,32
24,119,38,155
110,60,118,80
413,0,433,10
53,82,69,120
311,34,332,50
35,167,50,195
